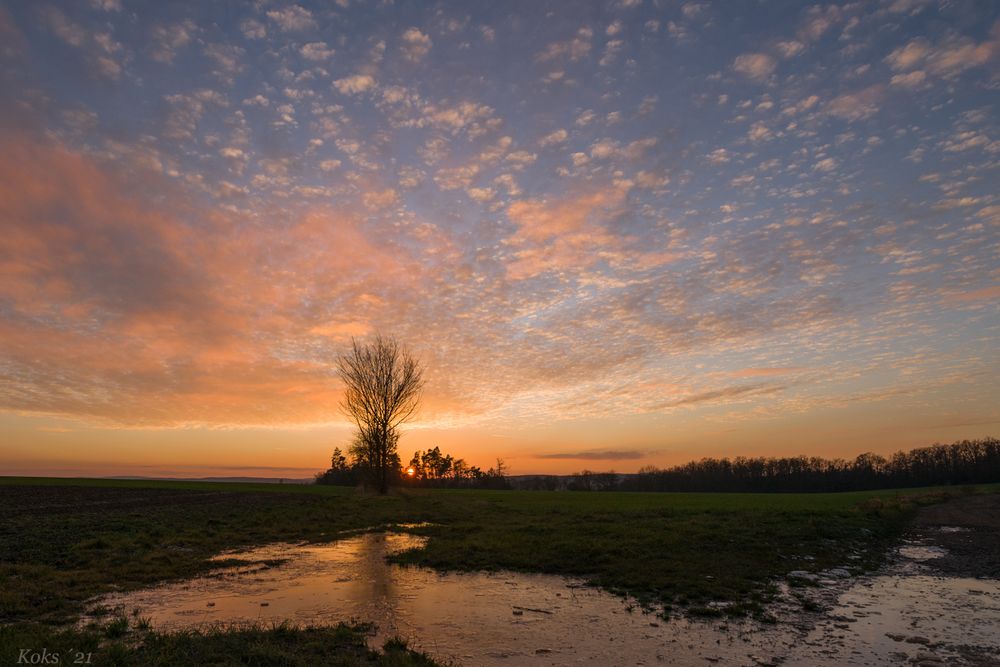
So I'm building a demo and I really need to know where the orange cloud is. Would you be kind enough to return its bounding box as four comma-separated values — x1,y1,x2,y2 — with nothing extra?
946,285,1000,302
504,183,675,280
0,133,429,426
730,367,807,378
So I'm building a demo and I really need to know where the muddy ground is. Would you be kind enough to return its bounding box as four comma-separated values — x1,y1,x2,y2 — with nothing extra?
780,493,1000,666
911,493,1000,578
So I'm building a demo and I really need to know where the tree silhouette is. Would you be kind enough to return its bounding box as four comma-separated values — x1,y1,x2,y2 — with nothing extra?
337,334,423,494
314,445,357,486
330,447,348,472
608,438,1000,493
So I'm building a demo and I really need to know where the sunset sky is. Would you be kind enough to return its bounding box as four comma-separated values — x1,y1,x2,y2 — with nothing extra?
1,0,998,478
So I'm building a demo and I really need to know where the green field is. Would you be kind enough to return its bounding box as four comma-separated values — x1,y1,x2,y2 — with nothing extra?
1,477,995,665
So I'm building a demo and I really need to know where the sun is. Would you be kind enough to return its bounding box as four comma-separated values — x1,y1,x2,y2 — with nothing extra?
406,467,415,477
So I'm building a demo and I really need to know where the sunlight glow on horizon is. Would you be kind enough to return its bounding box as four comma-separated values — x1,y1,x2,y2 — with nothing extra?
0,1,998,477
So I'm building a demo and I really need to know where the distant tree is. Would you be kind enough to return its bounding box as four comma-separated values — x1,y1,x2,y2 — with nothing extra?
565,469,616,491
616,438,1000,493
484,458,511,489
315,446,358,486
403,449,509,489
490,458,507,478
337,335,424,494
330,447,349,472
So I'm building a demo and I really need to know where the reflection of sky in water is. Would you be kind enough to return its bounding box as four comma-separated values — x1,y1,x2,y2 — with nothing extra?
91,533,1000,666
93,533,799,665
897,544,949,561
785,571,1000,666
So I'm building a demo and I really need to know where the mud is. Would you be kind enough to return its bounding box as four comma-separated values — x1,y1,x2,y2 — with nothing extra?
910,493,1000,578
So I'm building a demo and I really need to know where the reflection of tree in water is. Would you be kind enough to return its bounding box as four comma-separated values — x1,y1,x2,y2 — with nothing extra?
347,533,402,639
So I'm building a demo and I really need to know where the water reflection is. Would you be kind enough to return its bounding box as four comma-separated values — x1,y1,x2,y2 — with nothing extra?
783,569,1000,665
89,532,797,665
88,532,1000,666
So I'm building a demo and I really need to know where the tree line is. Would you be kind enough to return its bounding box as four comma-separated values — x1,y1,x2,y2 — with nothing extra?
323,336,996,494
315,444,510,489
406,447,511,489
564,438,999,493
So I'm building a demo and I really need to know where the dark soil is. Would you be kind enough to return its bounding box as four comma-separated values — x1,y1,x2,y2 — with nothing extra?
910,493,1000,578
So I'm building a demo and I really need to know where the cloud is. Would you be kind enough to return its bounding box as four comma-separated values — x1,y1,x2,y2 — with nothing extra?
434,163,480,190
504,183,632,279
40,7,86,47
539,128,568,147
890,70,927,89
401,27,433,61
662,384,786,408
599,39,624,67
537,27,593,62
240,19,266,39
813,157,837,172
40,7,125,79
747,122,772,142
590,138,619,159
149,21,196,63
309,320,372,339
5,0,999,459
300,41,335,60
887,0,933,14
410,101,498,136
775,40,805,58
885,28,999,79
797,4,842,43
945,285,1000,303
0,133,427,426
826,85,884,121
266,5,316,32
162,90,228,141
505,150,536,166
885,39,930,71
466,186,495,202
333,74,376,94
204,43,245,80
732,52,776,80
939,130,997,153
730,367,806,378
362,188,399,210
706,148,730,164
635,170,669,190
536,450,645,460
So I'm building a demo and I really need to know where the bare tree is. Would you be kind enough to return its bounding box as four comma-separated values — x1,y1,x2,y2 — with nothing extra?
337,334,424,494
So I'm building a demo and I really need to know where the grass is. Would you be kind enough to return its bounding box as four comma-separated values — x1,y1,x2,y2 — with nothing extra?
0,616,440,666
1,477,995,664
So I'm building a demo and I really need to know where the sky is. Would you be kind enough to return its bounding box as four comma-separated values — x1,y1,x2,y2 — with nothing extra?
0,0,998,478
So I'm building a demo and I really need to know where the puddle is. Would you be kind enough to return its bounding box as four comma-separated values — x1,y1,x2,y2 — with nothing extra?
86,532,1000,666
898,544,949,561
87,532,802,666
782,572,1000,665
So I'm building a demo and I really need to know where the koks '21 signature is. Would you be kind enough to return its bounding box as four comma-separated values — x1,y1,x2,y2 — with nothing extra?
17,649,93,664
